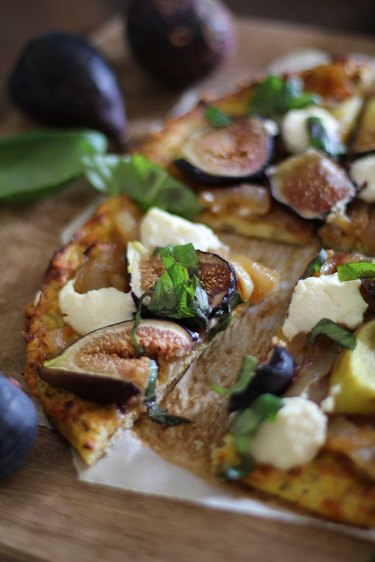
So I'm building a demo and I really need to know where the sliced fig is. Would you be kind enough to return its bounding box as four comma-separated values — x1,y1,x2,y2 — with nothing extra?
175,118,273,185
39,319,197,403
351,97,375,155
127,241,164,299
268,149,355,219
197,250,236,311
199,184,271,217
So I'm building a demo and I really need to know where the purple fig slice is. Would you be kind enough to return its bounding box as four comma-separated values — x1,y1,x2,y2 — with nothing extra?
197,251,237,312
39,319,197,403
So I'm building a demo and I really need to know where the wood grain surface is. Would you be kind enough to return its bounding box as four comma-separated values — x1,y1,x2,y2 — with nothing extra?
1,14,375,562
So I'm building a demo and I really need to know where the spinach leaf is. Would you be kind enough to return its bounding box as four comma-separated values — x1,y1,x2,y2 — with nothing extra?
204,105,232,128
301,249,328,279
337,261,375,281
83,153,202,220
0,129,107,202
306,116,344,157
248,75,320,117
308,318,356,350
212,354,258,396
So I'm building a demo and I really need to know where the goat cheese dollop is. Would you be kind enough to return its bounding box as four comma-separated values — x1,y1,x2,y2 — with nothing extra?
350,154,375,203
281,107,340,154
248,397,328,470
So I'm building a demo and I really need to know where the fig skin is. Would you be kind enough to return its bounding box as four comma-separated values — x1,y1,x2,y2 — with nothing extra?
8,32,127,146
0,374,38,478
126,0,236,89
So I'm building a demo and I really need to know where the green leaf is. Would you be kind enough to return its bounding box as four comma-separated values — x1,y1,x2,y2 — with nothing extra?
308,318,356,350
306,116,345,157
301,249,328,279
144,361,159,402
0,129,107,202
218,455,253,481
252,393,283,421
147,402,191,426
248,75,320,117
204,105,232,128
83,153,202,220
212,354,258,396
337,261,375,281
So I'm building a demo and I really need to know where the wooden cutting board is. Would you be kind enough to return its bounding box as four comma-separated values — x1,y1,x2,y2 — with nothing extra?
1,15,375,562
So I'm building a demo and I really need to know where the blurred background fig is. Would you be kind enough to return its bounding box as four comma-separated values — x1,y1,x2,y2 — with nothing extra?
8,31,127,146
126,0,236,89
0,374,38,478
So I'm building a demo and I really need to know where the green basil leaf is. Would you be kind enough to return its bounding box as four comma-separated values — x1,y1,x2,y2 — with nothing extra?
301,249,328,279
248,75,320,117
144,360,159,402
83,153,202,219
147,402,191,426
252,393,283,421
204,105,232,128
308,318,356,349
0,129,107,202
212,354,258,396
218,455,252,481
306,116,345,157
337,261,375,281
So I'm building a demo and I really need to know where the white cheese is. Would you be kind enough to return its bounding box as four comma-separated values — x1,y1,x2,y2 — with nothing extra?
248,397,327,470
140,207,225,251
281,107,340,154
282,273,367,340
350,154,375,203
59,280,136,335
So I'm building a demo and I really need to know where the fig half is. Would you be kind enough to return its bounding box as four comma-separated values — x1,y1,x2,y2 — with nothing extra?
268,149,355,219
175,118,273,185
39,319,197,403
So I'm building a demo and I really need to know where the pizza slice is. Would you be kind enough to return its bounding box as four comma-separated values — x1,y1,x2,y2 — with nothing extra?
25,196,278,464
213,249,375,528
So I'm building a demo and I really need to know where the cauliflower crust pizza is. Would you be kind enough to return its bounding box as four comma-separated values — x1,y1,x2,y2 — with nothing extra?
25,57,375,528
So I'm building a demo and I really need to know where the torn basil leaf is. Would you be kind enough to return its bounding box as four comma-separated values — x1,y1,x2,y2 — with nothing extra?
306,116,345,157
252,393,283,421
212,354,258,396
204,105,232,128
146,402,191,426
337,261,375,282
248,75,320,117
208,291,243,341
301,249,328,279
308,318,356,350
144,360,158,402
83,153,202,220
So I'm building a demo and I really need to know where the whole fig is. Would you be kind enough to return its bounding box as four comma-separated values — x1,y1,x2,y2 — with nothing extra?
8,32,127,146
0,374,38,477
126,0,236,89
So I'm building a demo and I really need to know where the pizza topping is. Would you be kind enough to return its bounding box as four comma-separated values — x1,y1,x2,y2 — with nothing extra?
350,154,375,203
337,260,375,281
351,96,375,155
39,319,197,403
308,318,357,350
199,184,271,218
281,107,341,155
144,365,191,426
327,319,375,414
248,397,328,470
175,117,273,185
140,207,225,252
301,249,329,278
204,105,232,128
282,273,367,340
268,149,355,219
59,280,136,336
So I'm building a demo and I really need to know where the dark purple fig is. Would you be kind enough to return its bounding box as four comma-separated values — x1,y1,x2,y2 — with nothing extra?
8,32,126,146
175,118,273,185
126,0,235,89
39,319,198,403
197,251,237,312
0,374,38,477
228,346,295,412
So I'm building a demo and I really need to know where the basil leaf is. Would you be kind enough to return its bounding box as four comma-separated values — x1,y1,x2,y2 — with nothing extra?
208,290,243,341
308,318,356,350
302,249,328,279
252,393,283,421
337,261,375,281
218,455,252,481
212,354,258,396
230,408,261,454
204,105,232,128
83,153,202,220
248,75,320,117
306,116,344,157
147,402,191,426
0,129,107,202
144,360,159,401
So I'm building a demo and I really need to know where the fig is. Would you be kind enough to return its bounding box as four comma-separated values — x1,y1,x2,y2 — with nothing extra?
175,118,273,185
126,0,235,89
268,149,355,219
39,319,197,403
0,374,38,477
8,32,126,146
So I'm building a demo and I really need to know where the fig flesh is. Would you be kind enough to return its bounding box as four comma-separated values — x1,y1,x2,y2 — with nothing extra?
175,118,273,185
268,149,355,219
126,0,235,89
39,319,197,403
0,374,38,477
9,32,127,146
